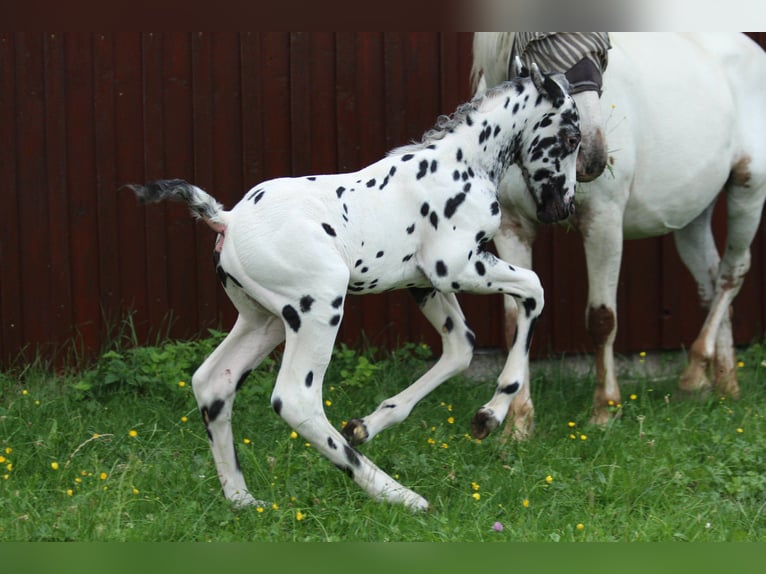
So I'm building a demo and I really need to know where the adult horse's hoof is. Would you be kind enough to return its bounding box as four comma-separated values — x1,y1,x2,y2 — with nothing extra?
341,418,369,446
470,408,498,439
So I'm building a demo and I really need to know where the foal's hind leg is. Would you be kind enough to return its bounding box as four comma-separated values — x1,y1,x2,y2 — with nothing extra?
270,284,429,511
193,291,285,507
342,289,474,446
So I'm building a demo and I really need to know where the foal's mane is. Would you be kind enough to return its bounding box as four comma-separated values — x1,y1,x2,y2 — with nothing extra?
389,80,520,156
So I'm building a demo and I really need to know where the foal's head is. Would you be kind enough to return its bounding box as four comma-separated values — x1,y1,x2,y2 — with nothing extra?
510,65,581,224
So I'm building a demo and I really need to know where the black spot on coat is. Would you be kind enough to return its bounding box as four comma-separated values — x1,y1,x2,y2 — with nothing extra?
444,192,466,218
322,223,337,237
282,305,301,332
300,295,315,313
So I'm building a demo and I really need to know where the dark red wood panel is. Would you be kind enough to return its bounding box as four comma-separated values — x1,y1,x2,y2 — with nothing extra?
0,33,23,363
2,32,766,367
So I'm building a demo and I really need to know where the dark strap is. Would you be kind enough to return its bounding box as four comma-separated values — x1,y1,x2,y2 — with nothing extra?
564,57,604,95
509,32,610,95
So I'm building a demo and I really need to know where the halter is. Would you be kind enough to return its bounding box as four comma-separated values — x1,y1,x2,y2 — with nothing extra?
509,32,611,95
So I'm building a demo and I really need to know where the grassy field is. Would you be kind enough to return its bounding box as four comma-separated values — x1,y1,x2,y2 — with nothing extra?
1,331,765,542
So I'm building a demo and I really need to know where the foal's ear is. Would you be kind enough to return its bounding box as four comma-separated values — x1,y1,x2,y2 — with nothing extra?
543,73,569,108
530,62,546,93
511,56,528,78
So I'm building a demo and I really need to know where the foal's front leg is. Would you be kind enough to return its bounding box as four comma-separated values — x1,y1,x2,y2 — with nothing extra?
342,289,474,446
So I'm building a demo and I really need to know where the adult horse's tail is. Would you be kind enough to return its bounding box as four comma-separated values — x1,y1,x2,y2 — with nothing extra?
125,179,228,233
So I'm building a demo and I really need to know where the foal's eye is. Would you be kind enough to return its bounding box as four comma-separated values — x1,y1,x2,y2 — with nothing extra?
567,133,581,150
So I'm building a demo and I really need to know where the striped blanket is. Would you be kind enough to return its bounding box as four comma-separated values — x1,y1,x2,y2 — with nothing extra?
510,32,611,94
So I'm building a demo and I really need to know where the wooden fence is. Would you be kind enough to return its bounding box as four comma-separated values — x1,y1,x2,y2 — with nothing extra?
1,32,765,367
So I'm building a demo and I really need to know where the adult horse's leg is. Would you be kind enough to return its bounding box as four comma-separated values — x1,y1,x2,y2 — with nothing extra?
679,165,766,398
673,201,720,394
494,208,538,440
342,289,474,446
581,201,625,425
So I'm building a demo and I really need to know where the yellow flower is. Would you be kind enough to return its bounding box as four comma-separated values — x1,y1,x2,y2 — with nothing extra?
100,472,108,480
296,511,304,521
51,462,60,471
630,394,637,400
522,499,530,508
0,456,5,464
737,361,745,368
569,434,577,440
736,428,744,434
243,438,251,444
324,400,332,407
128,429,138,438
639,351,646,357
576,523,584,531
256,506,264,513
441,442,449,449
5,447,11,454
471,481,480,491
568,421,576,428
178,381,186,388
607,400,615,406
472,492,481,500
447,416,455,424
545,475,553,484
427,437,436,445
92,433,100,439
181,416,188,423
132,487,140,495
447,404,453,412
272,503,279,510
6,463,12,471
580,434,588,441
22,389,28,395
66,489,74,496
75,478,82,484
290,431,298,439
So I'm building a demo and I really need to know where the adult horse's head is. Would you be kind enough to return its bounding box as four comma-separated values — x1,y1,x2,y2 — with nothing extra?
514,64,581,224
509,33,610,182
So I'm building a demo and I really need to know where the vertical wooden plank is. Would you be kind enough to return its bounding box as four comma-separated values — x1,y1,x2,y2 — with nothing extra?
113,32,150,343
141,32,171,339
0,33,22,363
163,32,198,340
43,32,75,361
64,33,101,355
93,33,122,337
15,33,53,355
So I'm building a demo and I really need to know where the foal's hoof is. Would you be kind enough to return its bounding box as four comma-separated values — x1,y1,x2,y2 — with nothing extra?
470,408,498,440
341,418,369,445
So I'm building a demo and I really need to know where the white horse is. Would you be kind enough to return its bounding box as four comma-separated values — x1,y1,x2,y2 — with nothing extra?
128,68,580,510
472,32,766,436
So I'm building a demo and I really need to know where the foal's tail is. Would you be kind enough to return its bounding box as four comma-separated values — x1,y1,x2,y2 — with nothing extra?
125,179,228,233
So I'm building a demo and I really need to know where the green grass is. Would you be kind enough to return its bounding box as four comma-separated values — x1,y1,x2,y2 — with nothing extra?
1,334,765,541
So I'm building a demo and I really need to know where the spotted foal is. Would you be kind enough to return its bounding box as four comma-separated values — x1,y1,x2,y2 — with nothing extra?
128,65,580,511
